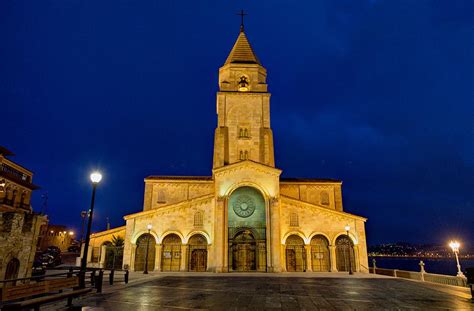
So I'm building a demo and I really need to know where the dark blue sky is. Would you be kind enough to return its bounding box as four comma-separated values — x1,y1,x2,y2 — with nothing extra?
1,1,473,246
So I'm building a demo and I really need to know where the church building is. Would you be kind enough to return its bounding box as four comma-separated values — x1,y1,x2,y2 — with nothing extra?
86,25,369,273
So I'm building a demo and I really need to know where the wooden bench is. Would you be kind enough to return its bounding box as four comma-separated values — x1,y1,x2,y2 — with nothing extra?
0,276,91,310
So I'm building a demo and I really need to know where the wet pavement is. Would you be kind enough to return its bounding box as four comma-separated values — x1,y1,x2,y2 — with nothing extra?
51,274,473,310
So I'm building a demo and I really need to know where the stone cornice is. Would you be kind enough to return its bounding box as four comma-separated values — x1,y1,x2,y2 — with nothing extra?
280,195,367,222
213,160,282,177
90,226,126,238
124,194,214,220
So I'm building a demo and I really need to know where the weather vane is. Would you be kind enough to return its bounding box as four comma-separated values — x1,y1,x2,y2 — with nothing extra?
237,9,247,31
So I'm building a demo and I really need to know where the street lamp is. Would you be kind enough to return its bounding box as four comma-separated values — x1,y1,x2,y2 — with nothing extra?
144,224,152,274
345,225,354,275
80,171,102,274
449,240,465,277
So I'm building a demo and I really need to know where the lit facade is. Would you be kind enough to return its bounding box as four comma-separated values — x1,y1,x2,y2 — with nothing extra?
87,28,369,273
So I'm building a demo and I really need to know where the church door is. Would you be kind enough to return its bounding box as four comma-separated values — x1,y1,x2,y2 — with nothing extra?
188,234,208,272
161,234,182,272
231,231,257,271
336,235,355,272
285,235,306,272
286,249,297,272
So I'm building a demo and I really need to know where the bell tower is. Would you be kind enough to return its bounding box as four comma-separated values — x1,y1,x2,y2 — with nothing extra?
213,25,275,169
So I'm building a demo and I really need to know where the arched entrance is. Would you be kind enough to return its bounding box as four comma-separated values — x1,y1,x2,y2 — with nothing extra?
228,186,267,272
285,235,306,272
188,234,207,272
161,234,182,272
335,235,355,272
5,258,20,285
134,233,155,272
310,235,330,272
230,230,257,271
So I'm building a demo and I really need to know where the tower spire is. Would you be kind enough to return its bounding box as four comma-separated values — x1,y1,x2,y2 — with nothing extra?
237,10,247,32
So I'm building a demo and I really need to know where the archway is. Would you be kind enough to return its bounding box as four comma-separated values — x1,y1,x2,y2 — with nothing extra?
188,234,207,272
134,233,155,272
285,235,306,272
228,186,267,272
5,258,20,285
230,230,257,271
335,235,355,272
161,234,182,272
310,235,330,272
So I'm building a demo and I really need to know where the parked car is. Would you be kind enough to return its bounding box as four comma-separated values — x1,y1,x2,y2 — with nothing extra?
67,245,80,253
31,259,46,277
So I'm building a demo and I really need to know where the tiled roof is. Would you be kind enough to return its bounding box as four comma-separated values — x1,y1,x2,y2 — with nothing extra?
146,176,213,181
281,177,341,183
224,30,261,65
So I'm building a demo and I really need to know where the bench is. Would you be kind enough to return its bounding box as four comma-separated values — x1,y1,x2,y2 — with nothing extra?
0,276,91,310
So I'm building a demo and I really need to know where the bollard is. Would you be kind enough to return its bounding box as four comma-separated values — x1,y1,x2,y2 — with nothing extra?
419,260,425,282
79,271,86,288
67,267,73,278
372,258,377,274
124,270,129,284
90,270,96,286
96,270,104,293
109,269,115,285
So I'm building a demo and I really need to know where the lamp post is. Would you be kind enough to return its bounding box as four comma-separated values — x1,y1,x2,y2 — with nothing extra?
345,225,353,275
80,172,102,273
449,240,465,277
143,224,152,274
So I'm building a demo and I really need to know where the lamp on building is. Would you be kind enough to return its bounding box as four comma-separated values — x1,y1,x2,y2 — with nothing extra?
144,224,152,274
69,231,74,236
345,225,354,275
80,171,102,279
143,224,152,274
449,240,465,277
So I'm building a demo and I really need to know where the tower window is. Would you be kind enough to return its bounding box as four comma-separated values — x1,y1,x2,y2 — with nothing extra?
239,150,249,160
157,190,166,204
238,76,249,92
239,127,250,138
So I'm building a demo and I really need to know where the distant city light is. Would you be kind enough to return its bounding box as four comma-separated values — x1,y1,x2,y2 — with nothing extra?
69,231,74,235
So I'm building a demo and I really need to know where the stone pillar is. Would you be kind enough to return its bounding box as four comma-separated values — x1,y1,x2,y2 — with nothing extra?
213,197,225,272
100,245,107,268
330,245,337,272
305,245,312,272
130,245,137,271
353,245,360,272
270,198,282,272
180,244,188,271
155,244,162,272
281,244,287,272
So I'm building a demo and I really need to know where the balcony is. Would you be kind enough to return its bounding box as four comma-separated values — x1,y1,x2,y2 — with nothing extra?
0,198,31,210
0,164,39,190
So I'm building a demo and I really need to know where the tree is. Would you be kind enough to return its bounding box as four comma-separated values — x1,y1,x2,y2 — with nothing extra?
111,235,124,247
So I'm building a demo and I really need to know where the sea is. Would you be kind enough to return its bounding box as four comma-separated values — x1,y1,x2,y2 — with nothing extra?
369,256,474,276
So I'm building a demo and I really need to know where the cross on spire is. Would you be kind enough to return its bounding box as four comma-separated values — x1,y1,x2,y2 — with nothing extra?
237,10,247,32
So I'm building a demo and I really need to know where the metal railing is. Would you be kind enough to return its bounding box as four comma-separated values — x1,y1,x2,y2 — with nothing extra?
0,267,129,294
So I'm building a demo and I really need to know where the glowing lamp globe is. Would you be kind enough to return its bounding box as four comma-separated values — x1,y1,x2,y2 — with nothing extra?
147,224,152,230
345,225,350,232
90,172,102,184
449,241,460,252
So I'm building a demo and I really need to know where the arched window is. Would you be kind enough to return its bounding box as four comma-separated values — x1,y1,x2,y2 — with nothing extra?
239,150,244,160
320,191,329,205
244,150,249,160
289,213,299,227
194,211,203,227
5,258,20,285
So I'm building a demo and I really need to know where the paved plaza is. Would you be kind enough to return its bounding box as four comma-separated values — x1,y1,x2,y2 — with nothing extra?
49,273,472,310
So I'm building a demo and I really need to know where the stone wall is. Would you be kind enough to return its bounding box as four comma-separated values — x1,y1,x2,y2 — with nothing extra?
280,182,343,211
0,212,47,282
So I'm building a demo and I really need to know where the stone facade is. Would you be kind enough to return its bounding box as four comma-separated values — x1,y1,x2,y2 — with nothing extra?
87,27,369,273
0,147,47,283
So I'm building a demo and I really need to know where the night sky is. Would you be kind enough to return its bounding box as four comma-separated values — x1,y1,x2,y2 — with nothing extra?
2,1,473,246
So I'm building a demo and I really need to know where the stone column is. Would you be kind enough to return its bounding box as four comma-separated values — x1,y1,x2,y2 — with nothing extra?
330,245,337,272
130,245,137,271
353,245,360,272
213,197,225,272
270,198,282,272
305,245,312,272
281,244,287,272
100,245,107,268
155,244,162,272
180,245,188,271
